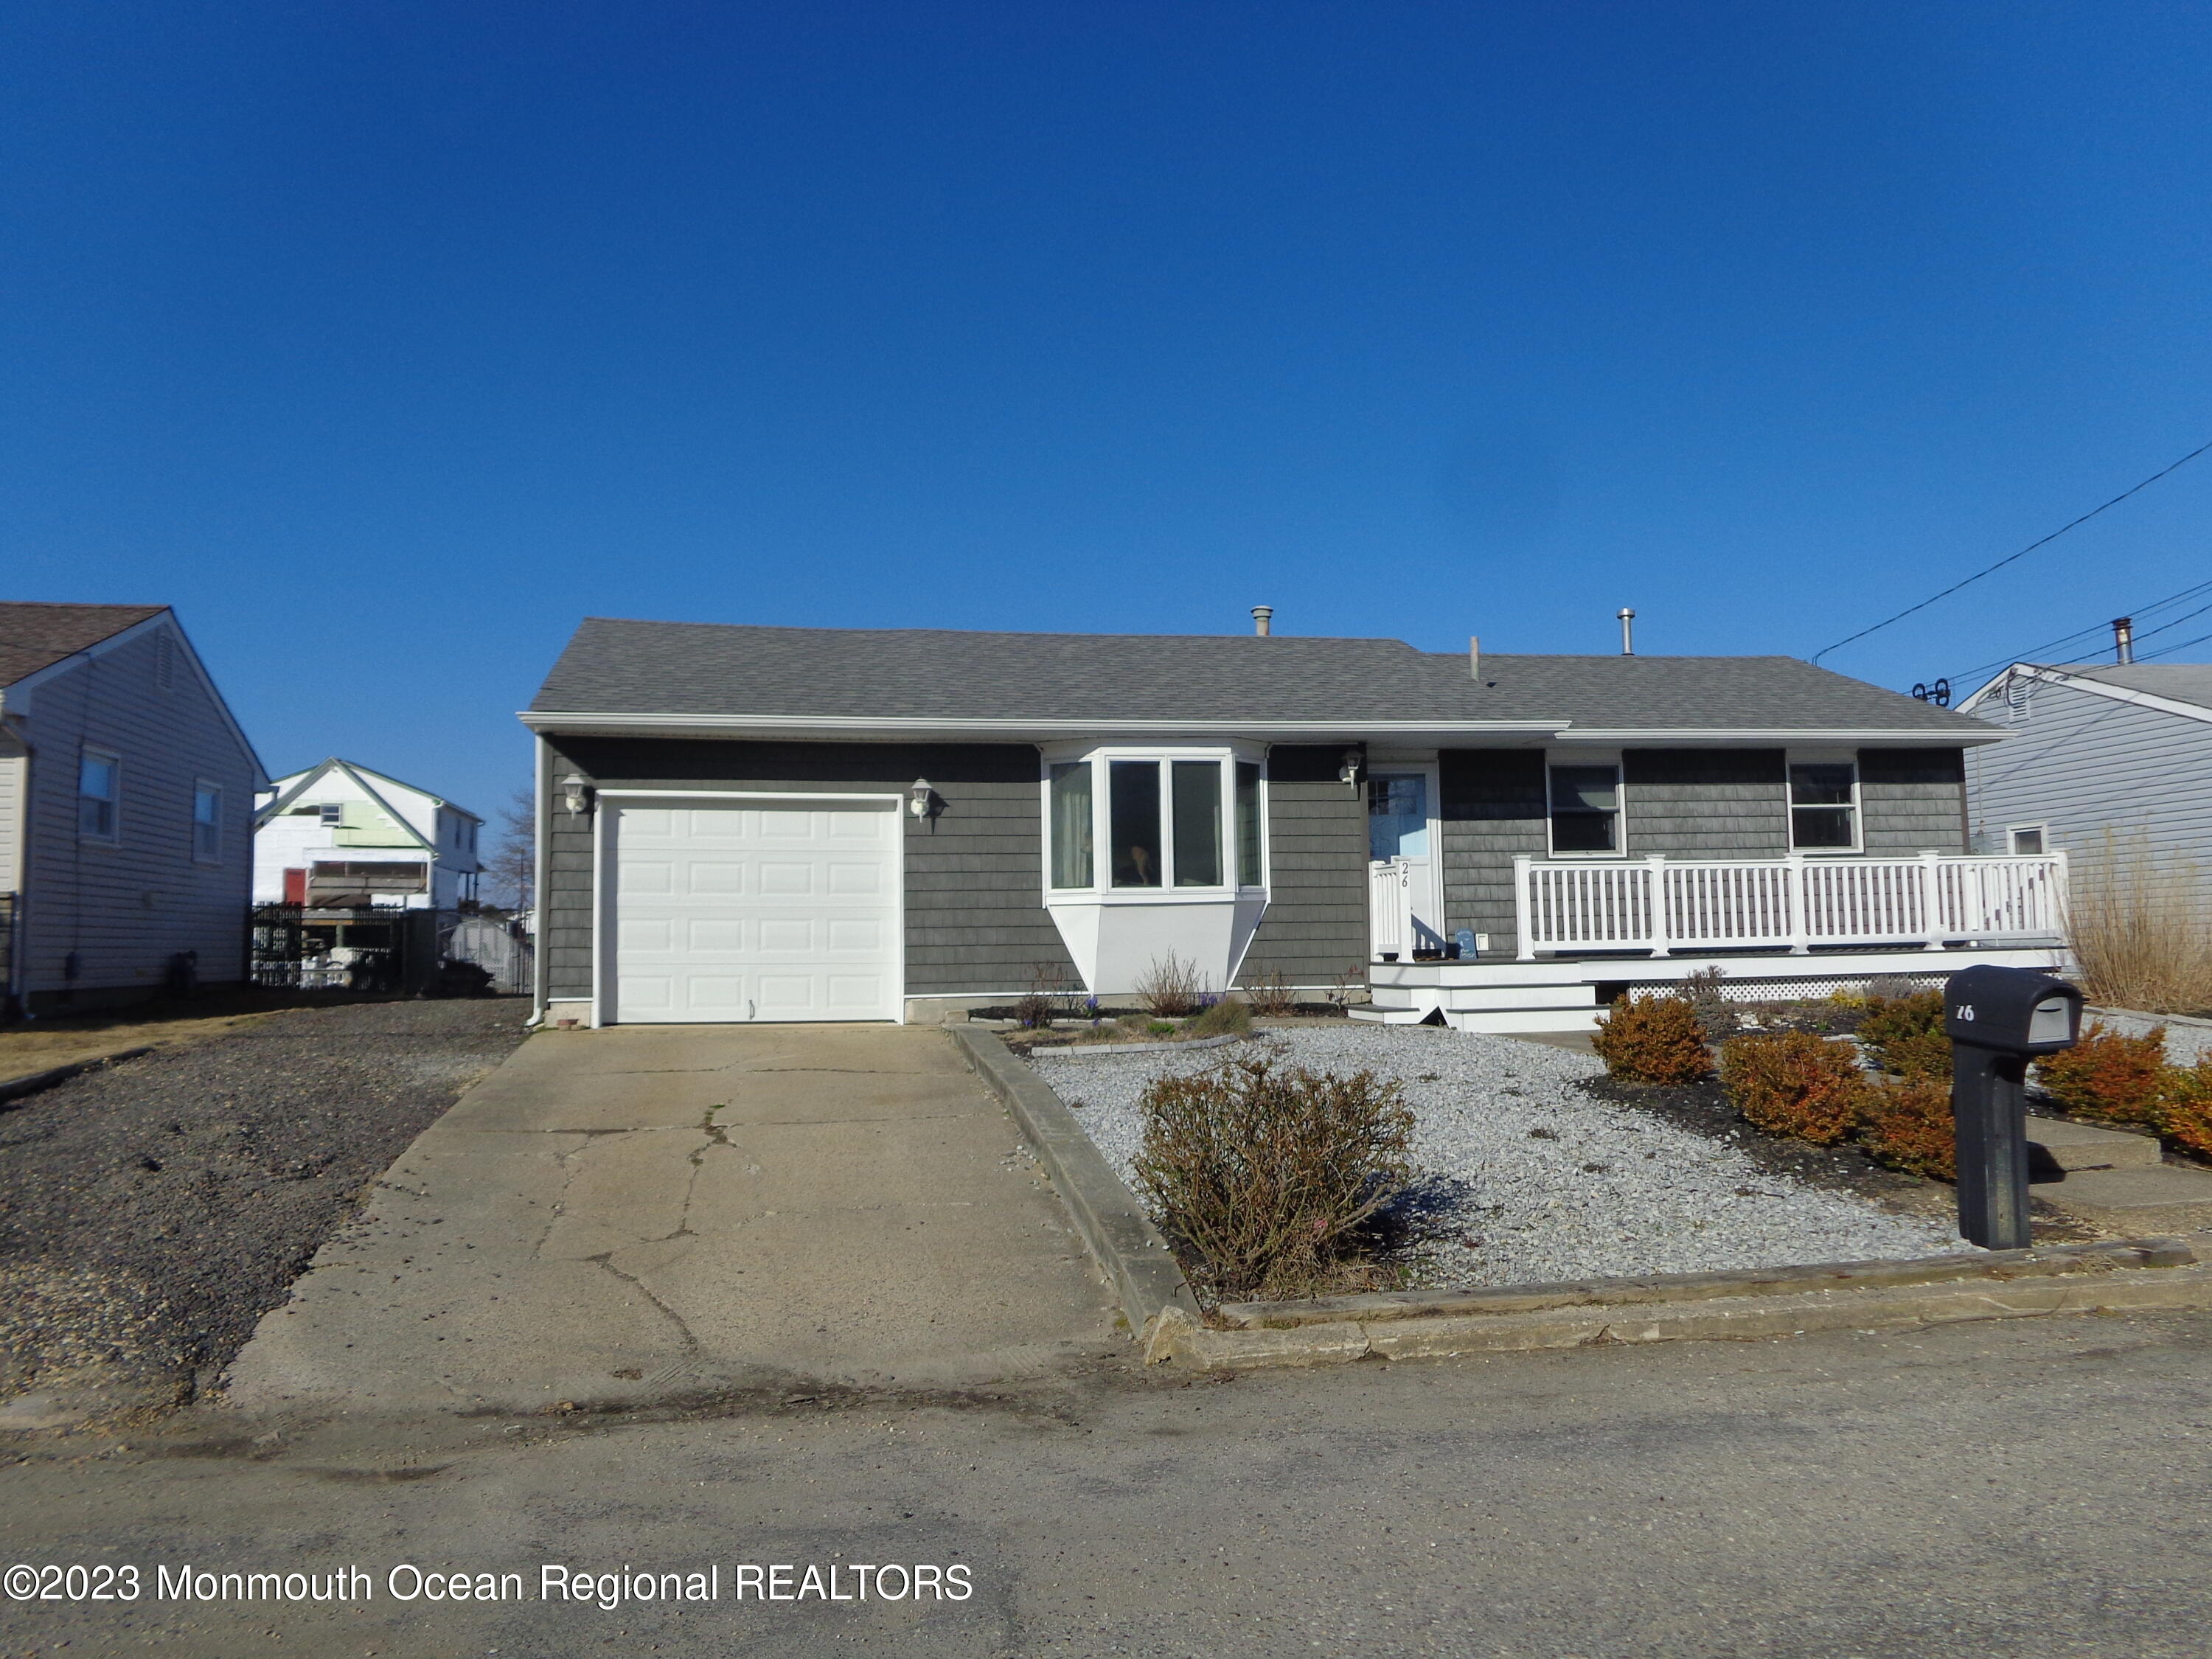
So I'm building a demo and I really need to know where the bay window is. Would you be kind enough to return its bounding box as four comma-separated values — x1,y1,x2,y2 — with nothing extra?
1045,748,1266,894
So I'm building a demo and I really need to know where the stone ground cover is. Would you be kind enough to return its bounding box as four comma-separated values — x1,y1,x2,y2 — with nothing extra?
1030,1023,1966,1290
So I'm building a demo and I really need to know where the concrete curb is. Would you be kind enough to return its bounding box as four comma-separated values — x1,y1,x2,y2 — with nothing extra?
0,1046,156,1108
947,1026,1203,1355
1173,1235,2212,1370
1026,1032,1253,1060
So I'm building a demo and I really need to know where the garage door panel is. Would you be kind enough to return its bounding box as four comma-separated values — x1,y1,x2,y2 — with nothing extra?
610,800,899,1023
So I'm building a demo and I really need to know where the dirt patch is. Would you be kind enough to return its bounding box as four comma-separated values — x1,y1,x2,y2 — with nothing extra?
0,998,529,1414
0,989,410,1079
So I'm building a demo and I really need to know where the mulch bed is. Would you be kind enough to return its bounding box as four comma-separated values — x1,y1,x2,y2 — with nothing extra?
0,998,529,1410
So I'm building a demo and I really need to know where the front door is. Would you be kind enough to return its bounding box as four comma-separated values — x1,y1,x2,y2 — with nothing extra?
1368,772,1443,958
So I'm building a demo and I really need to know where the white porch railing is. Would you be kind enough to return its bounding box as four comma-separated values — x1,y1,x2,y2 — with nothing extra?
1369,858,1413,959
1512,852,2068,960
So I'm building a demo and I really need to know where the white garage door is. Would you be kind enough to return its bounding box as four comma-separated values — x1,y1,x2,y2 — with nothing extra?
606,799,901,1023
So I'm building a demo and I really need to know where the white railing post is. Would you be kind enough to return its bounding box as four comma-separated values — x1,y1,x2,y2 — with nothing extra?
1920,850,1945,950
1786,855,1811,954
1646,854,1670,959
1514,855,1536,960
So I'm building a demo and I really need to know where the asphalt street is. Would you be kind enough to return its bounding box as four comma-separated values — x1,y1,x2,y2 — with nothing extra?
5,1304,2211,1658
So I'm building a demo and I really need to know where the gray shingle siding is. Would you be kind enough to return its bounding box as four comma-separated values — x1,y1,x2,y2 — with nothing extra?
1858,748,1968,853
540,737,1074,1001
1439,750,1548,956
1237,746,1366,989
1623,749,1789,858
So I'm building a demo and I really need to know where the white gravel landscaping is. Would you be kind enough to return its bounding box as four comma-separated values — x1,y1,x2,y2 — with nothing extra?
1028,1023,1969,1290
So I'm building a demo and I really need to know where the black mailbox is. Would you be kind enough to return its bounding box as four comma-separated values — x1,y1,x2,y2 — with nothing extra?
1941,966,2084,1251
1944,965,2083,1054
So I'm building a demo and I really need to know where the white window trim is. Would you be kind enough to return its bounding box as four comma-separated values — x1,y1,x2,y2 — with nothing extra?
192,779,224,865
1544,751,1627,860
1787,750,1863,855
78,746,122,845
1038,742,1269,903
2006,822,2051,857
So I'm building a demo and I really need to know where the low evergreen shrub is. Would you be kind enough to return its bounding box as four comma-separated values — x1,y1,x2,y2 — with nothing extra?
2157,1057,2212,1159
1856,990,1950,1079
1719,1032,1866,1146
2034,1022,2169,1124
1591,993,1714,1086
1856,1075,1956,1180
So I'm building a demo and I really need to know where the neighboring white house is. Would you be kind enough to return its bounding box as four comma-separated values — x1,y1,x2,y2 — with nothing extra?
0,602,267,1015
1958,660,2212,903
254,758,482,911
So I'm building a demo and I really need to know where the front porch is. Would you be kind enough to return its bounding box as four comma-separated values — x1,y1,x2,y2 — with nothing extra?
1360,851,2070,1033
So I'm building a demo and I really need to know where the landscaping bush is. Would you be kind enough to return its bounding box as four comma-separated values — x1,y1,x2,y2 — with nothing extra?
1242,972,1298,1018
1856,1074,1956,1180
1591,993,1713,1085
1679,966,1739,1042
1135,950,1207,1018
2067,831,2212,1015
1182,998,1253,1039
1856,990,1950,1079
2157,1057,2212,1159
1132,1057,1416,1301
1719,1032,1866,1146
2034,1021,2169,1124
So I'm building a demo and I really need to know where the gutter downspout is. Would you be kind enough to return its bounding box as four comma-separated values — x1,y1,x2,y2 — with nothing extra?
0,698,29,1018
526,733,549,1026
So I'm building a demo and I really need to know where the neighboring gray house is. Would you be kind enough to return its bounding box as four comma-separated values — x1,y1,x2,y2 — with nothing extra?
522,615,2067,1034
0,603,266,1016
1958,660,2212,894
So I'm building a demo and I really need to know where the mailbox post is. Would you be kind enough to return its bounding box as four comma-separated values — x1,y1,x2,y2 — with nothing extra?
1943,965,2084,1250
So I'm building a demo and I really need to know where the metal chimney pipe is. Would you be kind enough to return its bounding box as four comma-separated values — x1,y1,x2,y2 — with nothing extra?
1469,634,1481,680
1251,605,1273,637
2112,616,2135,664
1617,608,1636,655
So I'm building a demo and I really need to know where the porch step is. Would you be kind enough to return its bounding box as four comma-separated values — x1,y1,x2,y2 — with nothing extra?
2031,1164,2212,1234
2028,1118,2163,1172
1349,1004,1430,1026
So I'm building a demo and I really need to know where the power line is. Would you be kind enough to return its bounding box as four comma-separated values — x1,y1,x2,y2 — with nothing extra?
1945,574,2212,685
1812,435,2212,664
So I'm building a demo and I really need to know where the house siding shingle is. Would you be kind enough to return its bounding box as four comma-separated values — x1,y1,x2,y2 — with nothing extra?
1858,748,1968,853
1439,750,1548,956
1236,745,1367,989
1621,749,1789,858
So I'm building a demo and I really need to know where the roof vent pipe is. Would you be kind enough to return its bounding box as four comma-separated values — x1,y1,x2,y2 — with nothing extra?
1251,605,1273,637
1617,608,1636,655
1469,634,1481,681
2112,616,2135,664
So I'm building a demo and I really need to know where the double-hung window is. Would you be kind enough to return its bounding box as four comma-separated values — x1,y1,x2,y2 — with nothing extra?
1547,763,1621,855
193,782,223,863
1788,761,1860,851
1047,749,1265,893
78,750,119,841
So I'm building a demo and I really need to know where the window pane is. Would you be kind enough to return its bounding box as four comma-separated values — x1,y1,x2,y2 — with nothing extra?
1236,762,1262,886
1368,775,1429,859
195,786,222,860
1789,764,1856,848
1048,762,1093,888
2011,827,2044,855
78,754,116,838
1788,763,1854,807
79,755,114,800
1792,807,1854,848
1549,766,1618,853
1172,761,1223,886
1108,761,1162,887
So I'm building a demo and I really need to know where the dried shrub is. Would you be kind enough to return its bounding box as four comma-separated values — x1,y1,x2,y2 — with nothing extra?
1856,990,1950,1079
1135,950,1207,1018
1856,1074,1956,1180
1132,1057,1416,1301
2067,831,2212,1015
1591,993,1713,1086
1719,1032,1867,1146
1013,961,1077,1029
2034,1021,2168,1124
1183,998,1253,1039
2156,1057,2212,1159
1679,966,1739,1042
1243,972,1298,1018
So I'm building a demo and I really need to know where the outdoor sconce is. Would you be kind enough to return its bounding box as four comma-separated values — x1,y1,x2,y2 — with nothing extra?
1338,748,1364,790
559,774,593,816
907,778,936,819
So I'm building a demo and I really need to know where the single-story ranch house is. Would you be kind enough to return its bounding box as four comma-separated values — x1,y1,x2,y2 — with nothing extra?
522,616,2067,1033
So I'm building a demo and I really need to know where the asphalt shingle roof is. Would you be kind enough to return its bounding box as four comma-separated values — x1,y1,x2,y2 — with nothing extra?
0,602,167,689
2048,662,2212,711
532,617,1991,736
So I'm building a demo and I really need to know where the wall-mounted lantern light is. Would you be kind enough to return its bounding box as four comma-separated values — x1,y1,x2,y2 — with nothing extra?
1338,748,1364,790
559,773,593,816
907,778,936,819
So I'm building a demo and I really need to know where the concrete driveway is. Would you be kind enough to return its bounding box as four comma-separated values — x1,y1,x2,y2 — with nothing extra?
226,1024,1117,1413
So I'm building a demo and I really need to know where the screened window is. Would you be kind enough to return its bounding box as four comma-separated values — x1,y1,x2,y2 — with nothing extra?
1048,762,1094,888
78,750,119,841
1235,762,1262,886
1109,760,1163,887
2008,824,2046,856
192,782,223,862
1789,762,1858,850
1172,762,1222,886
1548,765,1620,854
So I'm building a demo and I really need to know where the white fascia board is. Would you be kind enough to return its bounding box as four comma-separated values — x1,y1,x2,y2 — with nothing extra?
1957,662,2212,728
516,710,1565,742
1546,728,2006,747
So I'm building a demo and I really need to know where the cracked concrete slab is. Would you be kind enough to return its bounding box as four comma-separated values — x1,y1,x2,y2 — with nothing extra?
224,1024,1118,1415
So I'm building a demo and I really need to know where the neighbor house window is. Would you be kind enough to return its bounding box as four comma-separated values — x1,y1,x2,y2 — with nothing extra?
1789,762,1859,850
1548,764,1621,855
192,782,223,862
319,802,343,827
2008,824,2047,856
1048,762,1094,888
78,749,119,841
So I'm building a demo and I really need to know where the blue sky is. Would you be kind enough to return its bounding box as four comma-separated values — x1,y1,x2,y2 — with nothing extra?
4,2,2210,810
